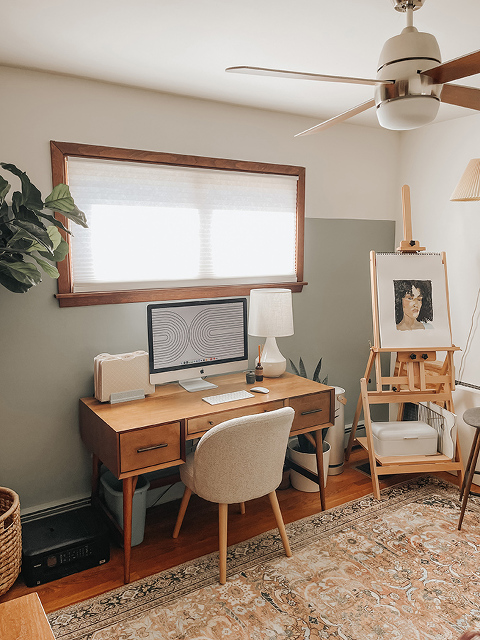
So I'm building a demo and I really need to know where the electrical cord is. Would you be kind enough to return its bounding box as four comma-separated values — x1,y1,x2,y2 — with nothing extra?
458,286,480,382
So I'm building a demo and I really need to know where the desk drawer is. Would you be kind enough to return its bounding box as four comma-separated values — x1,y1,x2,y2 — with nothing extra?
289,393,331,432
187,400,284,436
120,422,181,473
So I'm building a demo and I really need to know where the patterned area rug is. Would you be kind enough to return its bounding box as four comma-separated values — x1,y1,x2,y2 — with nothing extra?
49,476,480,640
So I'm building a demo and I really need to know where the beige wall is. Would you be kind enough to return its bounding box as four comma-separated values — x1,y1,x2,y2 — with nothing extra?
399,112,480,471
0,66,400,511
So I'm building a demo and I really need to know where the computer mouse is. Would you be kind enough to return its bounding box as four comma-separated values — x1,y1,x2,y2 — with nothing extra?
250,387,269,394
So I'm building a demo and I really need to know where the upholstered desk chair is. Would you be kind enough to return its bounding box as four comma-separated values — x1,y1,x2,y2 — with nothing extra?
173,406,295,584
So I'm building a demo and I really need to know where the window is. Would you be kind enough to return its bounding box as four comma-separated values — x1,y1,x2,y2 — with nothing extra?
50,141,306,307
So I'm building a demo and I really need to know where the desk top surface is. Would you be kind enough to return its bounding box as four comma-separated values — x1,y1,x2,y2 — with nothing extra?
80,372,333,431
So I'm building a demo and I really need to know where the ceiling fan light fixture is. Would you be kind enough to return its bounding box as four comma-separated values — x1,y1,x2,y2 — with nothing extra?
376,95,440,130
450,159,480,201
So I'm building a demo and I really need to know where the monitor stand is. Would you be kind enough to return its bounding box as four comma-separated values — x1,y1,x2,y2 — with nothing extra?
179,378,218,393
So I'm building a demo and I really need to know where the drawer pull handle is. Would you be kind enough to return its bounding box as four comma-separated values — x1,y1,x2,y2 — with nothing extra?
208,421,214,425
301,408,323,416
136,443,168,453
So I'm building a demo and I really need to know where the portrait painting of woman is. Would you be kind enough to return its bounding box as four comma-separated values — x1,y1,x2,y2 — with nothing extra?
394,279,433,331
374,253,452,349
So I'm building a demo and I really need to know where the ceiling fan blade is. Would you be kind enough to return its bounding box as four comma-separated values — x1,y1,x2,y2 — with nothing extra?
226,66,394,87
421,50,480,84
440,83,480,111
295,99,376,137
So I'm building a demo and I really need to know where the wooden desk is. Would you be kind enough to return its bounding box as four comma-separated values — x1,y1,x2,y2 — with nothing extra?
0,593,55,640
80,372,334,583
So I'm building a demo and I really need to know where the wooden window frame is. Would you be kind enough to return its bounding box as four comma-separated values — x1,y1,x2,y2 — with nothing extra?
50,141,306,308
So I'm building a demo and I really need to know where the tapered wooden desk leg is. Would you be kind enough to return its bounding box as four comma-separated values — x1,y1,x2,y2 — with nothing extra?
314,430,326,511
122,476,136,584
91,454,102,499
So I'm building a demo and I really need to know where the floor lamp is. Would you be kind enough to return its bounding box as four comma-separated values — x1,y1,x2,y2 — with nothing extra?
248,288,294,377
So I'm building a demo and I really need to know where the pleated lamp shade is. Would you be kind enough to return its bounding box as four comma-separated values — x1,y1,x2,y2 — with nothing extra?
451,159,480,201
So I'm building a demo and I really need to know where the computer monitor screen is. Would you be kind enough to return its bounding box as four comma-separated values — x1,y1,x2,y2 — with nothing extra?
147,298,248,391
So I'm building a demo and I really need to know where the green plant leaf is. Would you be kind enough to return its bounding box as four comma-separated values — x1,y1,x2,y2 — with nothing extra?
0,202,14,223
0,163,44,211
31,254,60,278
37,229,68,262
45,184,88,228
0,266,32,292
0,175,10,202
299,357,307,378
0,260,42,286
14,217,53,253
6,229,36,251
36,210,70,234
288,358,300,376
313,358,323,383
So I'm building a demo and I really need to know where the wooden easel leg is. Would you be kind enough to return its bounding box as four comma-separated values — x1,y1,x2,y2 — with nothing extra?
360,378,381,500
345,394,363,462
345,349,375,461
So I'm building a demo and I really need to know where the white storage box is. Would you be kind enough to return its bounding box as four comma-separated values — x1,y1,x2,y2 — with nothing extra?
371,421,438,457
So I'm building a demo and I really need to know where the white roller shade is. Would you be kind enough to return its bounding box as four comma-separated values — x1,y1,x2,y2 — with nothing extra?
66,157,299,293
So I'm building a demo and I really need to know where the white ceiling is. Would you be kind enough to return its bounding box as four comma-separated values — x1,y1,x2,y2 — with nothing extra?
2,0,480,129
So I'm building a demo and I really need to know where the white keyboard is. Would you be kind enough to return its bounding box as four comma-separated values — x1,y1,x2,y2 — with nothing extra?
202,390,255,405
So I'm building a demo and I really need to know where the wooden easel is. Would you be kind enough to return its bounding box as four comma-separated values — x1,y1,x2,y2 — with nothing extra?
345,185,464,499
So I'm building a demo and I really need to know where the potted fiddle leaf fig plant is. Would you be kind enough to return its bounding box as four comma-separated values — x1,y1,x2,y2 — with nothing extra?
0,163,87,293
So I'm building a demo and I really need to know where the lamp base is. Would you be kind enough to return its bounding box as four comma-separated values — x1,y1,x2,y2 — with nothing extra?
256,337,287,378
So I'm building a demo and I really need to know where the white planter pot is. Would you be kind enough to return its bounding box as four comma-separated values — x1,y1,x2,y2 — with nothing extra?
287,441,331,492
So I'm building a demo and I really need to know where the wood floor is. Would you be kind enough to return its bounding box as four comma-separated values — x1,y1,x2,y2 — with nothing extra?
1,447,462,614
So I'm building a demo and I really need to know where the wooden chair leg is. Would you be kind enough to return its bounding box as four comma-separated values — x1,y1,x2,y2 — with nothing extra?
458,432,480,530
239,502,246,514
172,487,192,538
268,491,292,557
218,503,228,584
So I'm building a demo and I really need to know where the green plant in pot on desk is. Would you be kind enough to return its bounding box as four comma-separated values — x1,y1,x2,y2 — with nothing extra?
0,163,87,293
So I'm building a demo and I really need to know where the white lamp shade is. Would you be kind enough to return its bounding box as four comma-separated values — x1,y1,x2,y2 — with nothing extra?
451,159,480,201
248,288,294,337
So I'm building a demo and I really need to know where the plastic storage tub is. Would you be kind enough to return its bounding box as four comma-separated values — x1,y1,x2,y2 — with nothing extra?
100,471,150,546
371,421,438,457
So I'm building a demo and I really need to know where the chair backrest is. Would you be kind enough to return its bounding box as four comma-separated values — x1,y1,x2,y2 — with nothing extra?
192,406,295,504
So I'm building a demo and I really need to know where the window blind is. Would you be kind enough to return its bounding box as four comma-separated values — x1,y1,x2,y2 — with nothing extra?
66,157,298,293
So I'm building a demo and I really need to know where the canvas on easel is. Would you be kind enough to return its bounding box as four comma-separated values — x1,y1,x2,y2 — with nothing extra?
375,252,452,350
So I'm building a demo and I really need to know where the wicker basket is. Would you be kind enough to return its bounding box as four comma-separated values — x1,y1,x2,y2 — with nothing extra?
0,487,21,596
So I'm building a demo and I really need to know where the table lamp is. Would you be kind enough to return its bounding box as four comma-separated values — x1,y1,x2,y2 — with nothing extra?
248,288,294,377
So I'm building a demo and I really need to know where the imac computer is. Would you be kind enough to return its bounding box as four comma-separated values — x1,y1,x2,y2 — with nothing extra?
147,298,248,392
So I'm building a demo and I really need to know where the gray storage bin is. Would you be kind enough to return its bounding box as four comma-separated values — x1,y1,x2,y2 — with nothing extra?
100,471,150,546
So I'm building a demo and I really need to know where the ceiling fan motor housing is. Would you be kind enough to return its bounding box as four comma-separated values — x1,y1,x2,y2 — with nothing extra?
375,26,442,129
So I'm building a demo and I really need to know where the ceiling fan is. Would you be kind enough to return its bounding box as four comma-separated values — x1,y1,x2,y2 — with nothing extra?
226,0,480,135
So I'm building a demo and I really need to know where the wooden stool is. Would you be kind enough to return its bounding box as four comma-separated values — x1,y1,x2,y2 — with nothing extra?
458,407,480,530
